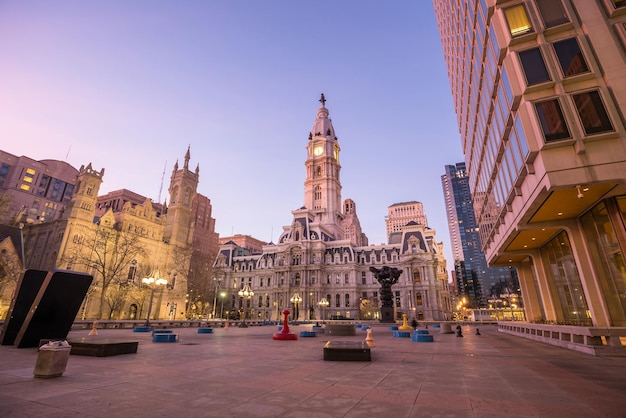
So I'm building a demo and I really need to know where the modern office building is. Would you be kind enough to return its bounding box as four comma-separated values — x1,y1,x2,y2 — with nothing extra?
433,0,626,336
213,96,452,322
442,162,516,309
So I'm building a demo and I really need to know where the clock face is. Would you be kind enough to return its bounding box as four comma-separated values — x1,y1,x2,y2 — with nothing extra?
313,146,323,156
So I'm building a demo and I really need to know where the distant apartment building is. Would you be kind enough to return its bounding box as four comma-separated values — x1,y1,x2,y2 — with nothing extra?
385,201,428,239
0,149,78,225
433,0,626,329
442,162,515,308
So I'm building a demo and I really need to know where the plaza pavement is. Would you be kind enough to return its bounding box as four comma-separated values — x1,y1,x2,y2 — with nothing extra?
1,323,626,417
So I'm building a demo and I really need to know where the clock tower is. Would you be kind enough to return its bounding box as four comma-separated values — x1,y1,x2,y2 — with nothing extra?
304,94,343,239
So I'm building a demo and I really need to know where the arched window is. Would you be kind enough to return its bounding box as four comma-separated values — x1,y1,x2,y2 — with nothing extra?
345,294,350,307
413,269,421,282
335,294,340,308
295,273,301,286
416,292,423,305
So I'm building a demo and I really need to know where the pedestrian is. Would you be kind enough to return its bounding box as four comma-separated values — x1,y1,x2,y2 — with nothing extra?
411,319,418,330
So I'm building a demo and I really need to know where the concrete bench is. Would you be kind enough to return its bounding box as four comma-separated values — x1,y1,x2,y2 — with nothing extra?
198,328,213,334
323,341,371,361
299,331,316,337
66,338,139,357
152,330,173,336
152,333,178,343
393,331,411,338
388,326,399,330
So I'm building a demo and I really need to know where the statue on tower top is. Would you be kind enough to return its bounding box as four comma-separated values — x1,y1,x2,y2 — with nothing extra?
319,93,326,106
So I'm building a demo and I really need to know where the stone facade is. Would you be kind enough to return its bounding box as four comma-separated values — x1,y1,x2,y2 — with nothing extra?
213,96,452,322
20,149,219,320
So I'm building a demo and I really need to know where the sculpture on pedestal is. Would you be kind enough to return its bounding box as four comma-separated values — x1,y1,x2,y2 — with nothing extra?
369,266,402,323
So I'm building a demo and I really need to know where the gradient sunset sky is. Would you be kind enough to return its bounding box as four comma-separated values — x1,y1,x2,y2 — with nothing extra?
0,1,464,276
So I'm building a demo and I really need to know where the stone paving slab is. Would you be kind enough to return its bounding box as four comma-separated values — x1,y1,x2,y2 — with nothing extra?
1,324,626,417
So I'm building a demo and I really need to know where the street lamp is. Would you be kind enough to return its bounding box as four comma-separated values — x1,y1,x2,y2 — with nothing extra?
290,293,302,322
238,284,254,327
219,291,226,319
318,297,329,323
142,274,168,327
211,277,221,318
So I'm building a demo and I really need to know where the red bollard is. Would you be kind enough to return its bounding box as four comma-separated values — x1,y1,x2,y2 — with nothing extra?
273,309,298,340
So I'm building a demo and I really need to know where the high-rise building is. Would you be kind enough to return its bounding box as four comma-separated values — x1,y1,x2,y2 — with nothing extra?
385,201,428,239
213,96,452,322
442,162,514,308
433,1,626,329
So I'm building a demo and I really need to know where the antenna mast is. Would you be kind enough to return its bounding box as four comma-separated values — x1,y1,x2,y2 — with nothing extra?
158,161,167,203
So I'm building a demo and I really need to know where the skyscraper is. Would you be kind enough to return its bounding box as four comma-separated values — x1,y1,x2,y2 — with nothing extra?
433,1,626,331
442,162,513,308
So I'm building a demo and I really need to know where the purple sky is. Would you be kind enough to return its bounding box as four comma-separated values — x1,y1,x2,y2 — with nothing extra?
0,1,463,277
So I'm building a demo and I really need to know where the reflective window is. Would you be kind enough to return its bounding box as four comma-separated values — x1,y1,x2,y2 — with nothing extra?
541,231,591,326
614,0,626,9
519,48,551,85
572,90,614,135
553,38,589,77
536,0,569,28
534,99,571,142
580,200,626,326
504,4,533,37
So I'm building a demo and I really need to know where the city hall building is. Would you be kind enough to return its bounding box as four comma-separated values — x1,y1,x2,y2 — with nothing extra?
214,96,452,322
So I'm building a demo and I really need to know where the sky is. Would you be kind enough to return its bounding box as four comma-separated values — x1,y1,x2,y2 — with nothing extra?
0,1,464,276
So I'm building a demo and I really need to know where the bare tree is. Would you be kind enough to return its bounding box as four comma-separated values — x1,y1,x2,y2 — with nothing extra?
0,240,23,316
64,223,146,319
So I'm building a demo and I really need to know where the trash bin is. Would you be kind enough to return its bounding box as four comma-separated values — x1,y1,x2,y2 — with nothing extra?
34,340,72,378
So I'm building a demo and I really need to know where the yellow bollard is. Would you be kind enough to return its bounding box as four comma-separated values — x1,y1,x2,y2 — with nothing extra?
365,328,375,347
88,321,98,336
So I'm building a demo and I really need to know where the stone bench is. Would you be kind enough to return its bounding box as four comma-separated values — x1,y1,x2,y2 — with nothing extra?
323,341,371,361
198,328,213,334
393,331,411,338
66,338,139,357
152,333,178,343
326,324,356,336
299,331,316,337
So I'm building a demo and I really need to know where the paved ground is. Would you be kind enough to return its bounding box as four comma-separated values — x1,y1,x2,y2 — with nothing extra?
1,323,626,417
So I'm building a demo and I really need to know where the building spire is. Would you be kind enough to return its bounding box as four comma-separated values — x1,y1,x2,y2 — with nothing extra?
184,145,191,169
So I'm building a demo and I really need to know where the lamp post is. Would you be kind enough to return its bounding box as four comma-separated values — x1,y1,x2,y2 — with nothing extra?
290,293,302,322
238,284,254,327
318,297,329,323
142,275,168,327
211,277,221,318
219,291,226,319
